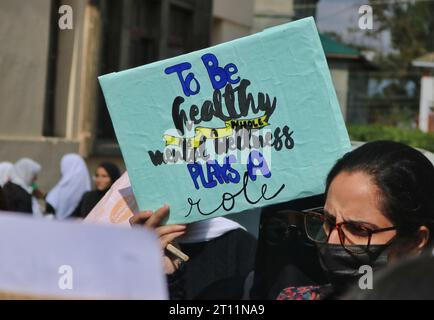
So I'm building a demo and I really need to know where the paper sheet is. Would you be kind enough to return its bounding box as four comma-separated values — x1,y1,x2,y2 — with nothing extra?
0,212,167,299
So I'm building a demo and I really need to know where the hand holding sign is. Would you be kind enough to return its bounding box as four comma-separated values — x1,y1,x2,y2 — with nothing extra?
99,17,351,225
130,205,188,274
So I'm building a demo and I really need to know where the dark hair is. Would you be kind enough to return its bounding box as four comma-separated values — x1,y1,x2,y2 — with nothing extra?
326,140,434,244
98,162,121,184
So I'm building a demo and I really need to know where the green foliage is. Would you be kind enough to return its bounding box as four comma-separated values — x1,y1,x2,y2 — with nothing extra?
348,125,434,153
355,2,434,123
369,0,434,71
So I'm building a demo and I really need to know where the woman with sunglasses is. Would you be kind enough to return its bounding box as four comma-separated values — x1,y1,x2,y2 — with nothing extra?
278,140,434,300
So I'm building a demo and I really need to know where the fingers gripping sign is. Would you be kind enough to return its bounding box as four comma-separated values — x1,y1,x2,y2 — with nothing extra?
130,205,189,274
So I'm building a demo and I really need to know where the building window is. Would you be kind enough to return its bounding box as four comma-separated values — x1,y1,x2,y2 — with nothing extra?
167,3,194,57
94,0,211,155
43,0,60,137
293,0,319,20
128,0,161,68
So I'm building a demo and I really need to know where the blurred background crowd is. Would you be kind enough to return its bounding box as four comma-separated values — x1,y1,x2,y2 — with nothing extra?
1,0,434,192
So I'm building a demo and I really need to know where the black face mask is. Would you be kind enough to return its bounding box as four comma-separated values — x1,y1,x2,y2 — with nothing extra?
317,243,390,293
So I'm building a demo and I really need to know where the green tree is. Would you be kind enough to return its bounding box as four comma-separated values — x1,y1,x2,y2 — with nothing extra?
369,0,434,72
363,1,434,126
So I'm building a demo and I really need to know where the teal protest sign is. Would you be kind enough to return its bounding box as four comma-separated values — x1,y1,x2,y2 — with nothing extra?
98,17,351,225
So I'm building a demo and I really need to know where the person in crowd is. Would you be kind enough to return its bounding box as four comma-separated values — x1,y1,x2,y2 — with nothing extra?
73,162,121,218
2,158,43,216
0,162,14,187
276,140,434,300
130,205,257,300
131,140,434,300
46,154,91,220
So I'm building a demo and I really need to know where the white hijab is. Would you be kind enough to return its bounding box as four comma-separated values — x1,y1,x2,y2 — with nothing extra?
0,162,14,187
10,158,43,217
10,159,41,193
46,154,91,220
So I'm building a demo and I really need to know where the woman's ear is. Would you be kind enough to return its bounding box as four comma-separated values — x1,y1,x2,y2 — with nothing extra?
389,226,430,261
413,226,430,255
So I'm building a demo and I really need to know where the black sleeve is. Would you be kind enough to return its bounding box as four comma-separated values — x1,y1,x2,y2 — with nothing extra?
45,202,55,214
167,262,186,300
69,191,94,219
179,229,257,300
14,194,32,214
70,198,84,218
0,186,9,211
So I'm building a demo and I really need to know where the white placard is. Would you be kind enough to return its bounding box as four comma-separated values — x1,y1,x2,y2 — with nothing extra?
0,212,167,299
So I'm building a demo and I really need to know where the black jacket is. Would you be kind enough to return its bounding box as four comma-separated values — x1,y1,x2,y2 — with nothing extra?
168,228,257,300
2,182,32,214
72,190,106,219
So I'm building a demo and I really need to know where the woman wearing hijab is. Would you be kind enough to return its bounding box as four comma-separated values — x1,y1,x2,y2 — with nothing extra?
46,154,91,220
2,158,42,215
73,162,120,218
0,186,8,211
